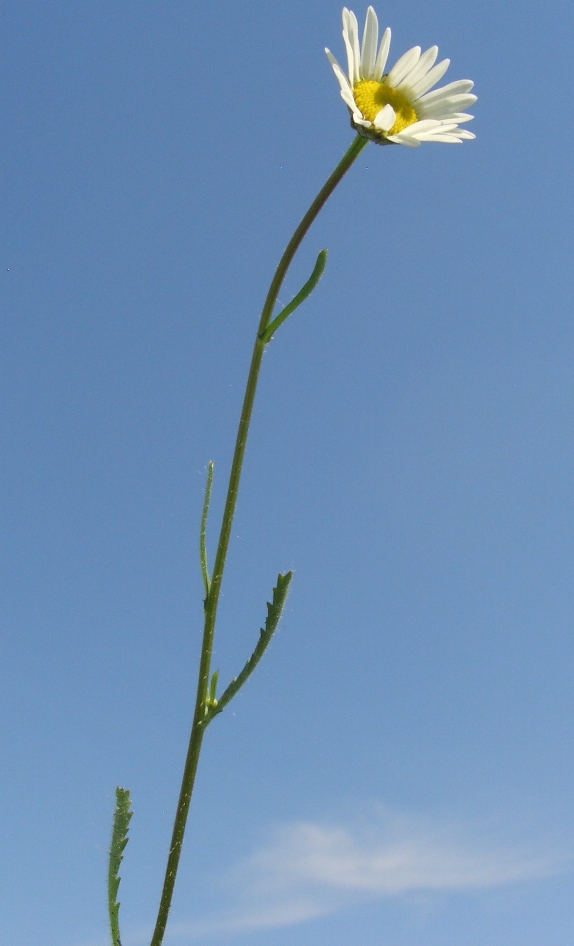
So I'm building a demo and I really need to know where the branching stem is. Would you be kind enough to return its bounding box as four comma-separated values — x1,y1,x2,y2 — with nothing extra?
148,133,368,946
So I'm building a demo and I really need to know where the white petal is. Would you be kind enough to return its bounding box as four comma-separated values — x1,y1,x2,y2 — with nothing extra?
326,49,354,97
373,27,391,79
419,93,477,116
398,45,438,91
431,91,477,108
347,8,361,84
402,118,443,135
455,129,476,139
360,6,379,78
451,93,477,107
416,123,469,142
373,103,396,131
325,48,344,80
325,47,340,70
421,134,463,142
341,9,356,84
352,113,371,127
418,79,474,105
388,133,421,147
387,46,421,86
418,97,476,119
409,58,450,99
340,87,356,109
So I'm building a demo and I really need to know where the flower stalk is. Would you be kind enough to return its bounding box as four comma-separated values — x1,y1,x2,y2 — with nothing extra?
147,132,368,946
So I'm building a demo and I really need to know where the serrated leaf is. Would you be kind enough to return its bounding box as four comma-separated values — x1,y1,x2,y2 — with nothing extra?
108,786,133,946
203,571,293,725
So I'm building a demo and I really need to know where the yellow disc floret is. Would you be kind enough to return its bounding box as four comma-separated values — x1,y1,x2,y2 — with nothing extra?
353,79,418,135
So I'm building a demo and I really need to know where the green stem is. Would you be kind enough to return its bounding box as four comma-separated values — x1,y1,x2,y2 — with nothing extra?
148,133,368,946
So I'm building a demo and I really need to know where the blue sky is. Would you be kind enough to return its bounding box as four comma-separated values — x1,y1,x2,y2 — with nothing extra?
1,1,573,945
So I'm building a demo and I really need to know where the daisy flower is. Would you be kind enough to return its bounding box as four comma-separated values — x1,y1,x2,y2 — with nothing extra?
325,6,476,146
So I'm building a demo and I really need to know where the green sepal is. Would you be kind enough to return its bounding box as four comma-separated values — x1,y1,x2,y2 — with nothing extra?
203,571,293,725
260,250,327,343
107,786,133,946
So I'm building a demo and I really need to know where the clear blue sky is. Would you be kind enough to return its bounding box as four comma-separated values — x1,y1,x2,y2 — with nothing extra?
1,2,573,945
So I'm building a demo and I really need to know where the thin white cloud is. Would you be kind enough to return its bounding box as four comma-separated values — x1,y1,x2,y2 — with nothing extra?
241,815,556,896
75,807,571,946
161,806,570,942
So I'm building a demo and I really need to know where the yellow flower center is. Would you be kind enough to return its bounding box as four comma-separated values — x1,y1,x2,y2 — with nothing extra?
353,79,418,135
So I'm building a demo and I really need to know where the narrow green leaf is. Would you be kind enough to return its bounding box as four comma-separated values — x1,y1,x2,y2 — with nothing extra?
108,786,133,946
203,571,293,726
209,669,219,704
260,249,328,343
200,461,214,603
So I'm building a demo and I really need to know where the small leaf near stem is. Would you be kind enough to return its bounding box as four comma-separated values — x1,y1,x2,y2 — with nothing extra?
203,571,292,726
200,461,214,604
207,669,219,710
260,249,328,344
108,786,133,946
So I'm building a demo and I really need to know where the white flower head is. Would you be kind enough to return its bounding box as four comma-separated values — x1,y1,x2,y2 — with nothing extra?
325,6,476,146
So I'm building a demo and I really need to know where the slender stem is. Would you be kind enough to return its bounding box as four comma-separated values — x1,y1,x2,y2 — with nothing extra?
148,133,368,946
